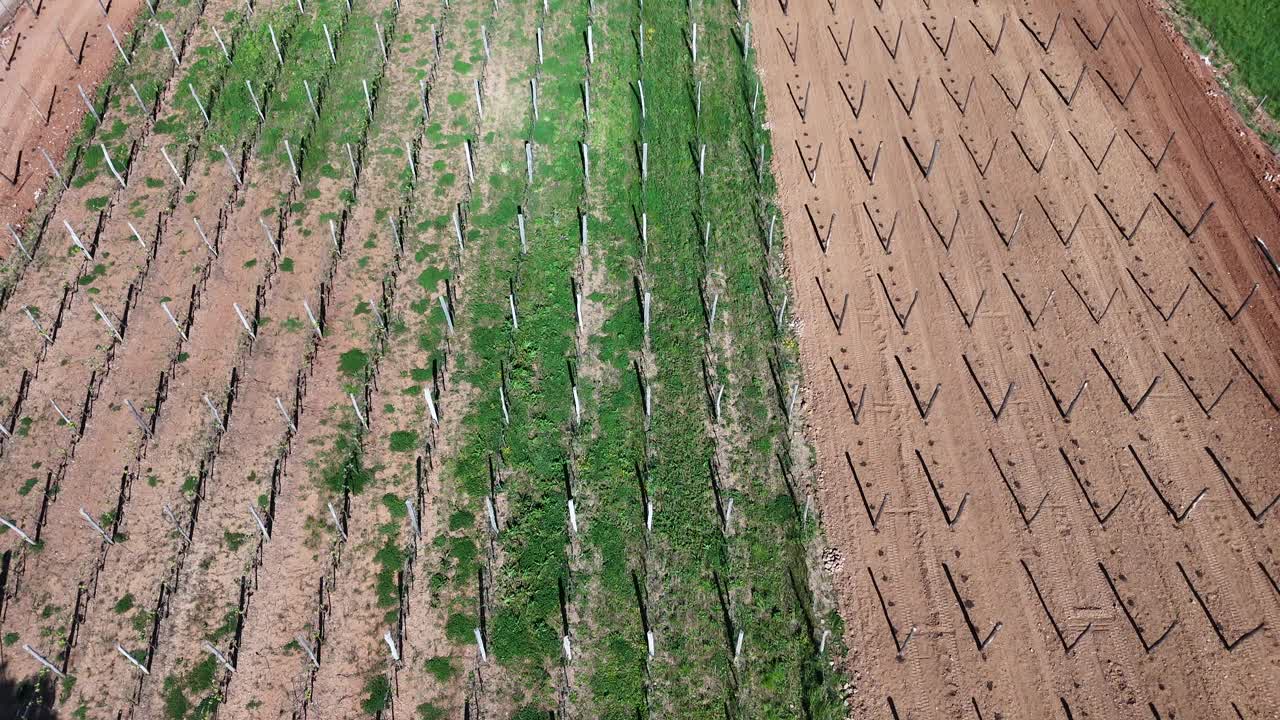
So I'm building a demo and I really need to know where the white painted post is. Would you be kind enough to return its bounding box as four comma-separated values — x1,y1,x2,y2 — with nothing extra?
734,630,744,660
285,139,300,184
38,147,66,189
125,399,152,438
384,631,400,661
76,84,100,123
405,141,416,181
696,80,702,119
699,144,706,178
323,23,336,63
24,307,50,342
349,393,368,430
107,24,130,65
346,143,357,177
51,398,74,426
581,142,589,185
268,23,283,63
363,79,373,120
691,22,698,63
23,645,64,677
474,628,488,663
646,498,653,531
202,641,235,673
517,211,527,254
296,635,320,668
219,144,242,186
587,25,594,63
580,213,588,256
368,297,386,332
724,497,734,527
327,502,347,541
204,394,226,431
641,212,647,255
464,140,475,185
439,296,454,334
572,385,582,425
646,630,655,658
116,645,148,671
97,146,122,189
568,499,578,533
304,80,319,118
531,78,539,119
329,219,340,251
743,21,751,59
194,218,217,256
81,507,114,544
188,83,209,124
641,142,648,180
164,503,192,543
0,517,37,546
303,299,322,338
64,220,92,260
509,293,518,329
499,384,510,425
248,503,270,540
584,79,591,121
639,23,645,61
563,635,572,661
8,224,31,261
130,82,149,114
405,500,421,538
481,25,490,60
260,218,280,255
525,141,534,184
819,629,829,654
424,386,440,425
537,27,544,64
161,146,185,186
234,303,255,338
128,222,146,250
453,207,465,253
212,25,230,60
160,24,179,65
419,80,430,123
157,301,191,343
246,80,264,122
485,496,499,534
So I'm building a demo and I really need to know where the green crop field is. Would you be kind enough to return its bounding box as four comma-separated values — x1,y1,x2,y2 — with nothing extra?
1176,0,1280,147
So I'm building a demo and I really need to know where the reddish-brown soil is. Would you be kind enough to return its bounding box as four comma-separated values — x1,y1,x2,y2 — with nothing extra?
0,0,146,228
751,0,1280,717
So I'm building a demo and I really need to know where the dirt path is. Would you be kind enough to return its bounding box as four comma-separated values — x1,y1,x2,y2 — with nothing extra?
750,0,1280,717
0,0,147,230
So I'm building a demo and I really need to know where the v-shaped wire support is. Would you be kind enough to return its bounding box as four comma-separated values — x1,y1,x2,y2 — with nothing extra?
942,562,1002,651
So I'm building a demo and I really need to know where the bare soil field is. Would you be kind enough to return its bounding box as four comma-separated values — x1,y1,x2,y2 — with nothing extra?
751,0,1280,717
